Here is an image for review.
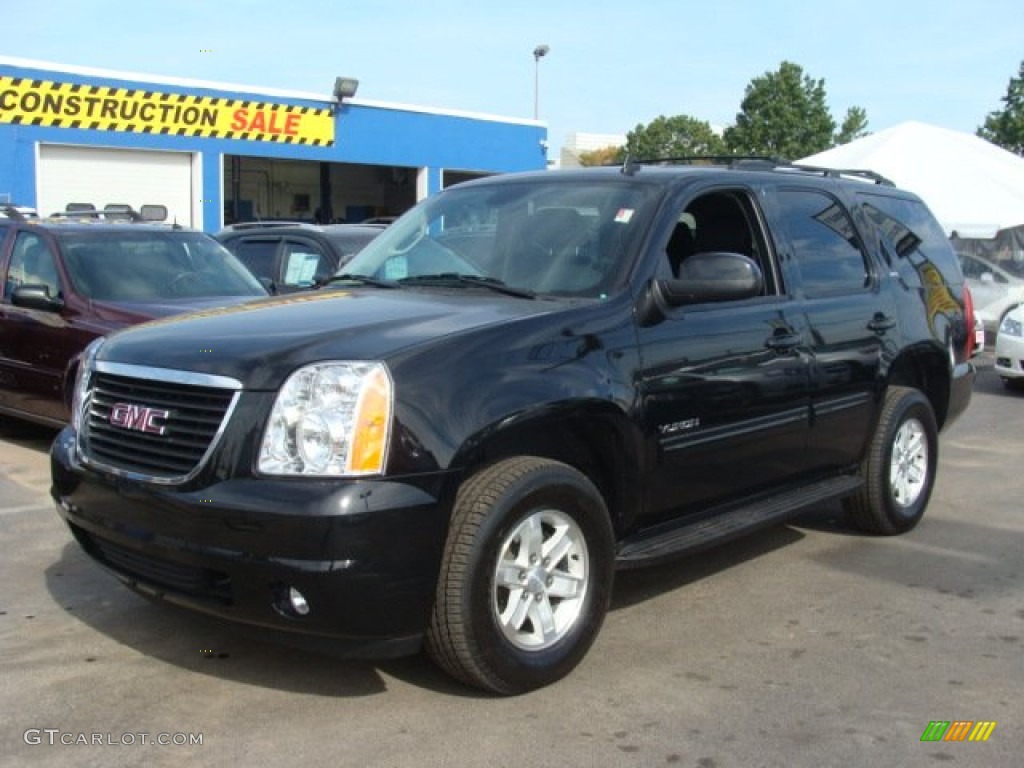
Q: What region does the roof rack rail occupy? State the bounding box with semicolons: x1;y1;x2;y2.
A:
139;204;168;222
102;203;135;221
623;155;784;168
49;209;144;222
617;155;894;185
728;157;788;170
1;205;29;221
46;203;172;223
785;163;894;186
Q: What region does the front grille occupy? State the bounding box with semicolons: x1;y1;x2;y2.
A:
80;365;240;482
87;532;232;603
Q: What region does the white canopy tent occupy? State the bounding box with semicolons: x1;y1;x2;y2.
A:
799;121;1024;239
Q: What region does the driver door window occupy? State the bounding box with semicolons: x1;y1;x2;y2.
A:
232;238;279;285
663;188;776;296
7;232;60;300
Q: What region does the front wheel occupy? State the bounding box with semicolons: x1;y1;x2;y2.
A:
844;386;938;535
426;457;614;694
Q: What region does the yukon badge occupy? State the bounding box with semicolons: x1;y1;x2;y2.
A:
658;417;701;436
109;402;170;436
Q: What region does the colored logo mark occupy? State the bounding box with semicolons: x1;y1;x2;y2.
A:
920;721;996;742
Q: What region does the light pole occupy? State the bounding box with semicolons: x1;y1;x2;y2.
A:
533;44;550;120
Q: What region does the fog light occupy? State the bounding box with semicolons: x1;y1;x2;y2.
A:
272;584;312;618
288;587;310;616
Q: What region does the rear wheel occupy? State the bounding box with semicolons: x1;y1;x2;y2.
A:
844;386;938;535
426;457;614;694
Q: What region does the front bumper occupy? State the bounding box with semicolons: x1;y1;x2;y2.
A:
995;329;1024;380
50;427;455;657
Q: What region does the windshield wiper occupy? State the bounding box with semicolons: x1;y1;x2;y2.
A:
398;273;535;299
326;273;400;289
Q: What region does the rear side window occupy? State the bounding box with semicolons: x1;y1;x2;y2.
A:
857;192;957;276
776;188;870;297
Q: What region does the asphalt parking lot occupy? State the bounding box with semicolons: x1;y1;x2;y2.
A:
1;355;1021;768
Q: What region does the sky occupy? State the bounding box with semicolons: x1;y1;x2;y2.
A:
3;0;1023;161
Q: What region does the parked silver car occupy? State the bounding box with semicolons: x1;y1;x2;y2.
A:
957;252;1024;333
995;304;1024;389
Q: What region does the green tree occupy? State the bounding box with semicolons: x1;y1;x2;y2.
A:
978;60;1024;156
623;114;726;159
835;106;870;146
724;61;867;159
577;145;625;166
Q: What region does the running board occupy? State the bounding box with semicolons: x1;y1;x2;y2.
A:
616;475;863;569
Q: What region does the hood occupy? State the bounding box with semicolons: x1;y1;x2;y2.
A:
97;288;566;389
88;295;265;325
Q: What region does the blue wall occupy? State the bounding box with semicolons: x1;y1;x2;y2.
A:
0;59;547;228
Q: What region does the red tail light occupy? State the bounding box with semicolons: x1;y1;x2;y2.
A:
962;283;977;358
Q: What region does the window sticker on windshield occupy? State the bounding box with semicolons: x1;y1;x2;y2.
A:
284;253;320;285
614;208;634;223
383;256;409;280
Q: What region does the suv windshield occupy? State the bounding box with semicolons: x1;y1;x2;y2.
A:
341;178;659;297
324;228;383;255
57;231;267;301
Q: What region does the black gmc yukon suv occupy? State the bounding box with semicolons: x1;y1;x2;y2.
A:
52;161;976;694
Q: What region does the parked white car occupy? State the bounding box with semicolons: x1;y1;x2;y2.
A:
957;253;1024;333
995;304;1024;389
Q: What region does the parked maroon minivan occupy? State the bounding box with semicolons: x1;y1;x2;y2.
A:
0;207;267;426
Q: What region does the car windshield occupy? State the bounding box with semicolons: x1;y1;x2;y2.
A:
339;177;659;298
324;227;383;255
57;230;267;301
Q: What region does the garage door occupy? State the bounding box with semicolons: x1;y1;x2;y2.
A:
37;145;196;226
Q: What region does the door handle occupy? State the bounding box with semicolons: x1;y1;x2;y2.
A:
766;331;801;351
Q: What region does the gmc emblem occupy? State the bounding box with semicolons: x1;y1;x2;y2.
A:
109;402;170;436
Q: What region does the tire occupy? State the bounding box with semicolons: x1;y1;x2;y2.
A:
426;457;615;694
844;386;938;535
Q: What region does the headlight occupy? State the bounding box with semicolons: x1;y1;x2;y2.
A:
999;314;1023;338
71;337;105;433
258;361;393;476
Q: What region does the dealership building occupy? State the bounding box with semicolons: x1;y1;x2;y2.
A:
0;56;547;231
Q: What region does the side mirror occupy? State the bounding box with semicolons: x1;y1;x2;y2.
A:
979;271;995;284
658;251;764;306
12;284;64;312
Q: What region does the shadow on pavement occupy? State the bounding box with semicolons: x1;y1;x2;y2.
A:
43;541;476;698
0;417;60;454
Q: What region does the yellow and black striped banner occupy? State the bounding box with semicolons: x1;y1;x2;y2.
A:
0;76;335;145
